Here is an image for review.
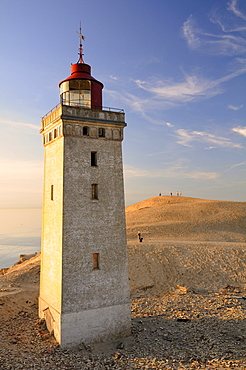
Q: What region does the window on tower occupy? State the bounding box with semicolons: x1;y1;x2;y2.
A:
98;128;105;137
51;185;54;201
93;253;99;269
91;152;97;167
91;184;98;200
83;126;89;136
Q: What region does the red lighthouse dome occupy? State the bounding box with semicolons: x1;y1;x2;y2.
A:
59;28;103;110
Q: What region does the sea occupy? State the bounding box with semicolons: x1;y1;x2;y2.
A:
0;208;42;269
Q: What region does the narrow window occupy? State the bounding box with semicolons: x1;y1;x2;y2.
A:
51;185;54;200
93;253;99;269
91;152;97;167
83;126;89;136
54;128;57;138
98;128;105;137
49;132;52;141
91;184;98;200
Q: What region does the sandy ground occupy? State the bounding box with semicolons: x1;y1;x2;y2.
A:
0;196;246;369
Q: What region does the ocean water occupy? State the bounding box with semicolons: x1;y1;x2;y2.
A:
0;208;42;269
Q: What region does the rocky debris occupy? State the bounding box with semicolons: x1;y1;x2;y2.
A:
0;286;246;369
0;268;9;276
1;254;39;275
14;253;38;265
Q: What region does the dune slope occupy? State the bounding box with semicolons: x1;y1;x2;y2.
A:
126;196;246;242
126;196;246;295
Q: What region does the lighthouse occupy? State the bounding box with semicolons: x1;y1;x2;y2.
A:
38;27;131;348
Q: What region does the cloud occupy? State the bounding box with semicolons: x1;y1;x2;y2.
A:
228;104;243;110
133;58;246;107
106;2;246;128
106;89;174;126
135;74;223;103
124;164;218;180
139;112;174;127
225;160;246;172
109;75;118;80
232;126;246;137
106;88;176;114
175;129;242;148
228;0;246;21
182;1;246;56
205;35;246;55
106;58;246;126
182;16;201;48
0;119;39;130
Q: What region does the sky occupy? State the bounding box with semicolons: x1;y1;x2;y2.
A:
0;0;245;208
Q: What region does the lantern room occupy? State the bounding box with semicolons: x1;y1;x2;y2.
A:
59;62;103;109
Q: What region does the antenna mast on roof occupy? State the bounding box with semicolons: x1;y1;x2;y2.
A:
76;22;85;64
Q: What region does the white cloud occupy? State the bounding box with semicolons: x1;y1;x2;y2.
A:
124;164;218;180
182;16;201;48
228;104;243;110
228;0;246;21
226;161;246;172
232;126;246;137
140;112;174;127
106;89;174;126
133;58;246;106
205;36;246;55
106;60;246;128
182;1;246;56
176;129;242;148
135;74;223;103
0;119;39;130
106;89;176;114
109;75;118;80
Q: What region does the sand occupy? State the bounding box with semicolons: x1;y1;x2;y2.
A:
0;195;246;369
126;196;246;297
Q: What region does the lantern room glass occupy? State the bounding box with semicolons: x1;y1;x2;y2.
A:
60;80;91;108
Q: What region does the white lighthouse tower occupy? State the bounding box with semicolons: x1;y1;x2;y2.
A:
39;28;131;348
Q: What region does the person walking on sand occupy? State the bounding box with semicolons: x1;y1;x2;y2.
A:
137;231;143;243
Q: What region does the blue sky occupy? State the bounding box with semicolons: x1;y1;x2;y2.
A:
0;0;245;207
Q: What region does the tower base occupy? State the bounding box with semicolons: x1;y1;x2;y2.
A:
39;297;131;348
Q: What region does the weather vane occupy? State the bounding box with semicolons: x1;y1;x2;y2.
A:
76;22;85;63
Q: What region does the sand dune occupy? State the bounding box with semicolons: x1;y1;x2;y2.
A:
126;196;246;296
126;195;246;242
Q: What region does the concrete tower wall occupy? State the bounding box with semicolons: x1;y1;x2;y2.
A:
62;134;129;312
59;121;131;346
39;105;131;347
39;136;64;341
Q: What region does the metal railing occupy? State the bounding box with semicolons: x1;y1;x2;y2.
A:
42;103;124;120
41;103;61;120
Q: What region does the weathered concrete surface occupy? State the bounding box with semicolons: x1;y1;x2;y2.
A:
39;107;131;347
